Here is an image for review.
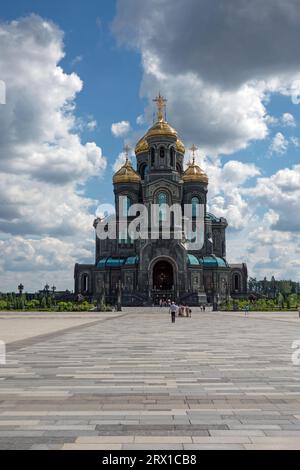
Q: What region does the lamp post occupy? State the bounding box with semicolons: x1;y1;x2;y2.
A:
116;279;122;311
18;283;24;296
212;273;219;311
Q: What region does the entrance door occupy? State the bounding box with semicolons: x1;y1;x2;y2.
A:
153;260;173;290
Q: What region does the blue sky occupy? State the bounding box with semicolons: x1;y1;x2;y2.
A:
1;0;300;291
0;0;147;204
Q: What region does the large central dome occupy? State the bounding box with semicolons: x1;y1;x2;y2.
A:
135;94;185;155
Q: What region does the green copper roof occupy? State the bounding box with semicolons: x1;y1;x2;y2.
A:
202;256;228;267
187;254;228;268
125;256;139;265
97;258;107;268
187;254;200;265
97;256;139;268
207;213;220;223
106;258;125;267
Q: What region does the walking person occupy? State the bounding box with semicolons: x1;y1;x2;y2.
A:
244;304;249;316
297;305;300;318
169;301;177;323
185;304;191;317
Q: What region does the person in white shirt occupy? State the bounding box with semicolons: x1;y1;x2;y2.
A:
169;301;178;323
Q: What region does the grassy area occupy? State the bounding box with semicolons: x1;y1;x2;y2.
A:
220;297;300;312
0;296;112;312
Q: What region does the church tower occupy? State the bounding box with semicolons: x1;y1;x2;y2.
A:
74;94;248;306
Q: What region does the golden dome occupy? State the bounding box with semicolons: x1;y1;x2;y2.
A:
182;158;208;183
135;93;185;154
113;157;141;184
146;119;177;139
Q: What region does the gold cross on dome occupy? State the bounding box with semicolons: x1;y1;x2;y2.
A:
190;144;198;163
123;144;131;161
153;93;167;121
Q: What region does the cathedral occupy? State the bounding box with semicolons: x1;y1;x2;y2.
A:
74;95;247;306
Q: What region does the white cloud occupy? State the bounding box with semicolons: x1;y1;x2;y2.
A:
71;55;83;67
136;114;145;125
226;210;300;281
114;0;300;89
111;120;131;137
269;132;289;155
0;15;107;290
113;1;300;156
112;149;136;173
221;160;260;185
248;164;300;232
191;157;260;230
291;136;300;148
113;151;127;172
87;119;97;131
112;0;300;282
282;112;296;127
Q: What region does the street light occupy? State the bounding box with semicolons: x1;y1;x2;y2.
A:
18;283;24;295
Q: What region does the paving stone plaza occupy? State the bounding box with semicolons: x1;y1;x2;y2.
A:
1;308;300;450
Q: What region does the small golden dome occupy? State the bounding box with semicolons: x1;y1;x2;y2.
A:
113;158;141;184
182;159;208;183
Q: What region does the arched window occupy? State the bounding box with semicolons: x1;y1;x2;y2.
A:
121;195;131;217
119;226;129;244
151;148;155;166
140;164;148;180
160;147;165;159
191;196;200;217
170;147;175;167
234;274;240;291
82;274;89;293
158;192;168;221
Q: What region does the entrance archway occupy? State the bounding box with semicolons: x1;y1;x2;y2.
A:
153;260;173;290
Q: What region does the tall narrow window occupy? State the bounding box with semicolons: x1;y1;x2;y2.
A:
121;195;131;217
176;163;182;173
234;274;240;291
140;164;148;180
82;274;89;292
119;227;130;244
191;196;200;217
160;147;165;159
170;147;175;167
151;148;155;166
158;192;168;221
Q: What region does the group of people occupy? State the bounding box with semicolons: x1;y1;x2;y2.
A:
169;301;192;323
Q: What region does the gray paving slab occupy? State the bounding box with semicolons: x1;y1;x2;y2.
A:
1;309;300;449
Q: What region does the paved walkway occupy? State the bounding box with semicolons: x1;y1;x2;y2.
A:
1;309;300;449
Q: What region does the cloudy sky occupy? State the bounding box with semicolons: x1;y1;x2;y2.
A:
1;0;300;292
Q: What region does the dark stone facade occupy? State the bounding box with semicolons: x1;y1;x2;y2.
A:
74;103;247;306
